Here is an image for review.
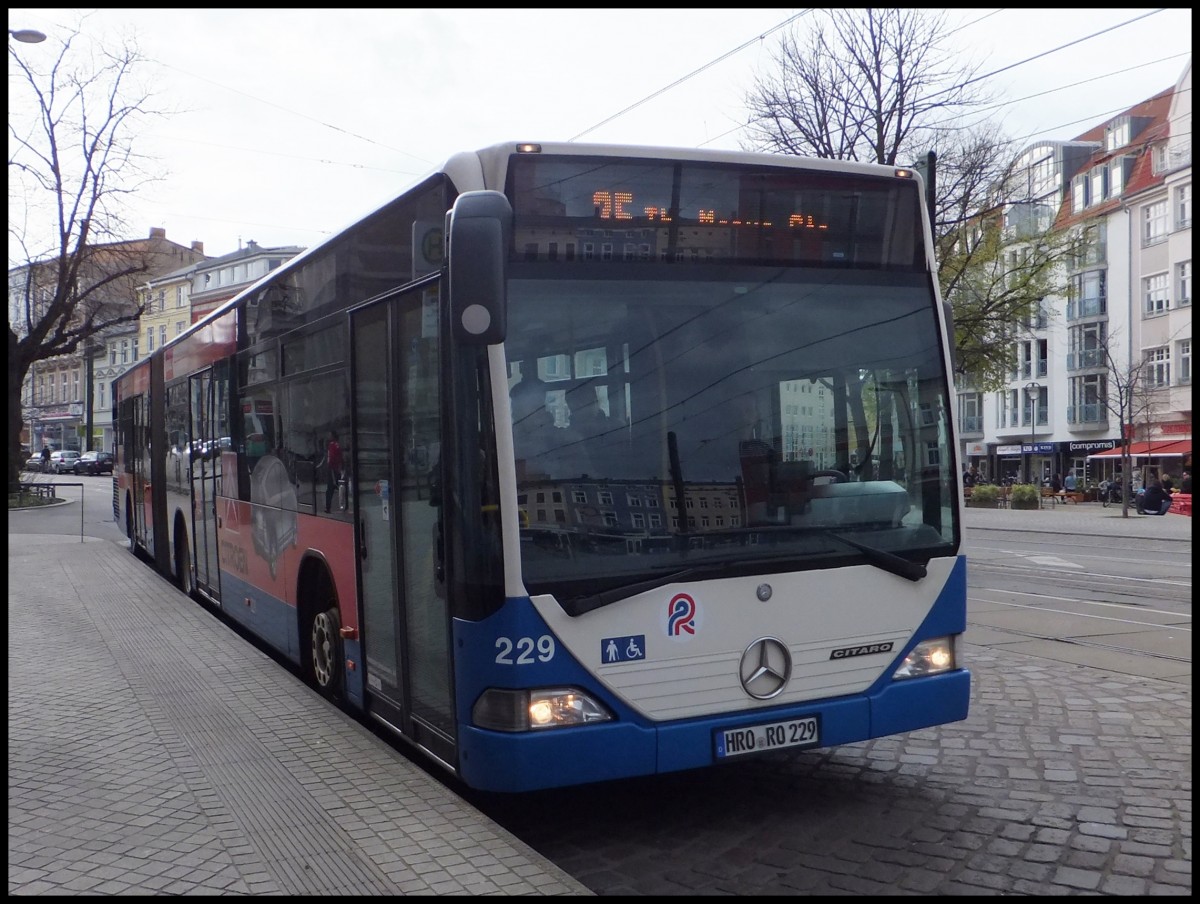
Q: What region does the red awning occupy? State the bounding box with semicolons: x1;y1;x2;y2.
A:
1087;439;1192;460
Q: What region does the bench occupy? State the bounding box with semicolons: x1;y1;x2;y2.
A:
1041;488;1082;505
18;482;56;501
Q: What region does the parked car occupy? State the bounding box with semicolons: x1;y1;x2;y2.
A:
74;450;114;476
24;455;44;473
49;450;81;474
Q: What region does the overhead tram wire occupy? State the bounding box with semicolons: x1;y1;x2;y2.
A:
701;9;1184;149
924;7;1172;101
921;51;1192;137
566;10;815;143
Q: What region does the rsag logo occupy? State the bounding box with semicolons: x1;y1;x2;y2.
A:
666;592;698;637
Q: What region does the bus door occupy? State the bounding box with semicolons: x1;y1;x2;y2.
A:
351;284;456;768
190;369;222;600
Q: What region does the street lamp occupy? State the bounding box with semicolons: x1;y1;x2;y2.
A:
1024;382;1041;484
9;29;47;43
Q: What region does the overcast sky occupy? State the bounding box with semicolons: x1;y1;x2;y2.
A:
8;7;1192;264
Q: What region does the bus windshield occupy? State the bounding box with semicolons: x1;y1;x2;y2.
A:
506;266;957;607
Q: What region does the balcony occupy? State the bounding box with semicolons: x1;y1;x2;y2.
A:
1067;403;1108;426
1066;297;1107;320
1066;349;1105;371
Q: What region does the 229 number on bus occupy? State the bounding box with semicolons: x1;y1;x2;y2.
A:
715;715;819;759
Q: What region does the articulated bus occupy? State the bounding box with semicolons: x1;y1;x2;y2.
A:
115;141;969;793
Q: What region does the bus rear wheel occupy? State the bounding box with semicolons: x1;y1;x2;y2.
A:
175;530;193;596
310;606;343;699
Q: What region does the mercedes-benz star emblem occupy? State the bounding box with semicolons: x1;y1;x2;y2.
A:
738;636;792;699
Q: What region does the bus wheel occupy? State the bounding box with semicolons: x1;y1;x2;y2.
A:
175;530;193;596
310;606;343;699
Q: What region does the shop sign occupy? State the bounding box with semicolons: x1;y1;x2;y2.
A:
1069;439;1117;453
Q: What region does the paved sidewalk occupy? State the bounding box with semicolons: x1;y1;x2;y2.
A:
963;499;1191;541
8;530;590;896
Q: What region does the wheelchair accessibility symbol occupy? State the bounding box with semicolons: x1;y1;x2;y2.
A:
601;635;646;664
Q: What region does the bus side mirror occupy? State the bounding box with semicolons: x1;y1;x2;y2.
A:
447;190;510;345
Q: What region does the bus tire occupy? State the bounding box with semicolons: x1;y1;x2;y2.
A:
310;605;343;699
175;527;193;596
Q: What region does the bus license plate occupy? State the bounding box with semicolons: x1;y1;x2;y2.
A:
715;716;819;759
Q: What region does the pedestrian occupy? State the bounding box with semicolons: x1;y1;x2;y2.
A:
1050;472;1062;493
40;445;51;473
1137;477;1171;515
1063;470;1077;492
1181;470;1193;494
322;429;343;513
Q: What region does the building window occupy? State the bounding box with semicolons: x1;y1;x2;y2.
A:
159;325;167;346
1068;270;1106;319
147;327;154;352
1179;261;1192;307
998;389;1018;429
61;373;68;401
1105;118;1130;152
1178;339;1191;385
959;393;982;433
157;289;165;312
1109;158;1125;196
1145;347;1170;388
120;340;129;364
109;347;117;366
1143;200;1169;245
176;320;185;336
1152;144;1169;175
176;286;185;308
1069;374;1106;424
1072;175;1088;213
1090;168;1107;205
1143;272;1170;316
98;381;106;408
1177;183;1192;229
72;371;80;401
1069;321;1106;370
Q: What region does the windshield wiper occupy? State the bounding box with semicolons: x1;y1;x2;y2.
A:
560;553;819;617
826;532;927;582
559;537;925;617
561;568;697;617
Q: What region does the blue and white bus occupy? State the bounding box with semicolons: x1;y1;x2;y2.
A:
116;141;969;793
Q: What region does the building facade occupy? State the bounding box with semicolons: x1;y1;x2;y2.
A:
12;228;207;454
959;58;1192;488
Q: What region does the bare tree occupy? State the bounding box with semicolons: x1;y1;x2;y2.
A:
8;21;169;493
1098;336;1156;517
742;8;1078;390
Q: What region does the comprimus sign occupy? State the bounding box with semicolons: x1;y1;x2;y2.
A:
1070;440;1117;453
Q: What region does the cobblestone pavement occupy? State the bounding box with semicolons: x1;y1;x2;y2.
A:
473;642;1192;895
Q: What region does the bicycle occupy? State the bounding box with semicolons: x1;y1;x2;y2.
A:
1099;483;1129;507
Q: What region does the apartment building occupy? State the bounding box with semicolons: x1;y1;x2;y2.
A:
12;227;207;453
186;240;305;325
959;58;1192;487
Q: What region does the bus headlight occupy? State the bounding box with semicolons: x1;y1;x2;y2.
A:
892;636;957;679
472;687;613;732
